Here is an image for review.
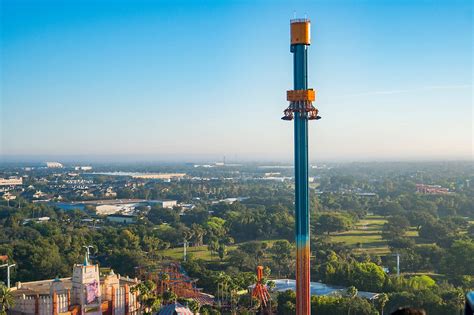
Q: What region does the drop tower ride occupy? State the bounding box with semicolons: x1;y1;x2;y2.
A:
281;18;320;315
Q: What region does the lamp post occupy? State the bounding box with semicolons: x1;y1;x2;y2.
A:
0;263;16;288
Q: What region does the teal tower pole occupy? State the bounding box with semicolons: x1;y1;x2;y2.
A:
282;18;320;315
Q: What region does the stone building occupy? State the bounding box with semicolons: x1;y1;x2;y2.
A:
8;254;140;315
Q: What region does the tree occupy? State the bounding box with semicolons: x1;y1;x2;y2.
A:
441;239;474;277
277;290;296;315
162;290;177;304
132;281;161;314
239;241;268;265
408;275;436;290
382;215;410;241
147;207;179;225
375;293;389;315
316;213;352;235
345;286;358;315
407;212;436;232
188;299;200;314
191;224;206;247
418;220;451;245
388;237;415;250
207;240;219;260
218;244;227;261
352;262;387;292
269;240;294;277
374;202;404;216
0;285;14;315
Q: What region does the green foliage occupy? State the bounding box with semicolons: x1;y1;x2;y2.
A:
147;206;179;225
408;275;436;290
276;291;379;315
321;253;387;292
441;239;474;277
0;285;15;315
382;215;410;241
0;162;472;314
315;212;353;235
269;240;295;278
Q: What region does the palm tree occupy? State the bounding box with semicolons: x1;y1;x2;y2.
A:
345;286;358;315
131;281;159;314
266;280;276;292
188;300;200;314
0;285;15;315
162;290;177;305
191;224;205;247
160;273;170;295
376;293;389;315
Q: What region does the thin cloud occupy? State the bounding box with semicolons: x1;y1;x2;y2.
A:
341;84;472;98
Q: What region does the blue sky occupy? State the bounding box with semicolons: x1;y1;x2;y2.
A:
1;0;472;162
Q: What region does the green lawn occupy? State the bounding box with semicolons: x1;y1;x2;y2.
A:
160;245;237;260
330;215;390;255
160;239;285;261
161;215;426;260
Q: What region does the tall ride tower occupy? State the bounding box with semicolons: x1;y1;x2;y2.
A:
282;18;320;315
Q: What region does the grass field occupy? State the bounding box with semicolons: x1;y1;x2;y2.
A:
160;215;427;260
330;215;391;255
160;239;286;261
160;244;237;260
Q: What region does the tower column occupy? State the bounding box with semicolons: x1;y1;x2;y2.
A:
282;18;319;315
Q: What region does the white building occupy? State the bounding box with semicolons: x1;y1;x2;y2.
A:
156;200;177;209
0;177;23;186
33;191;47;199
2;192;17;201
46;162;64;168
74;166;93;171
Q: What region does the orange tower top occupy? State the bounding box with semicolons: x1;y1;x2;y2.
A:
290;18;311;45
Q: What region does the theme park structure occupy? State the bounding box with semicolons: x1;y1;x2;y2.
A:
281;17;319;315
8;253;139;315
251;266;271;314
138;262;214;306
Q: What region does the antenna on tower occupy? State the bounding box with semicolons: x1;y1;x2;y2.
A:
83;245;94;265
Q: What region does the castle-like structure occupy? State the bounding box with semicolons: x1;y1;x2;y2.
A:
8;253;140;315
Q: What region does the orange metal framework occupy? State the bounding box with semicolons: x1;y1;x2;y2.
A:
287;89;316;102
251;266;271;310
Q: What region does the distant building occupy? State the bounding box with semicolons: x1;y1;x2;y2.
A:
74;166;93;171
106;214;136;224
131;173;185;180
2;192;17;201
22;217;51;225
155;200;177;209
8;253;139;315
212;197;249;205
81;190;95;198
33;191;47;199
416;184;450;195
46;162;64;168
0;177;23;186
104;187;117;198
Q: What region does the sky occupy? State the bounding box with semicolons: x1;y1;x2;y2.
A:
1;0;472;163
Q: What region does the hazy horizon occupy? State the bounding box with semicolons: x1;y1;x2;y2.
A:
0;154;473;165
1;0;472;161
